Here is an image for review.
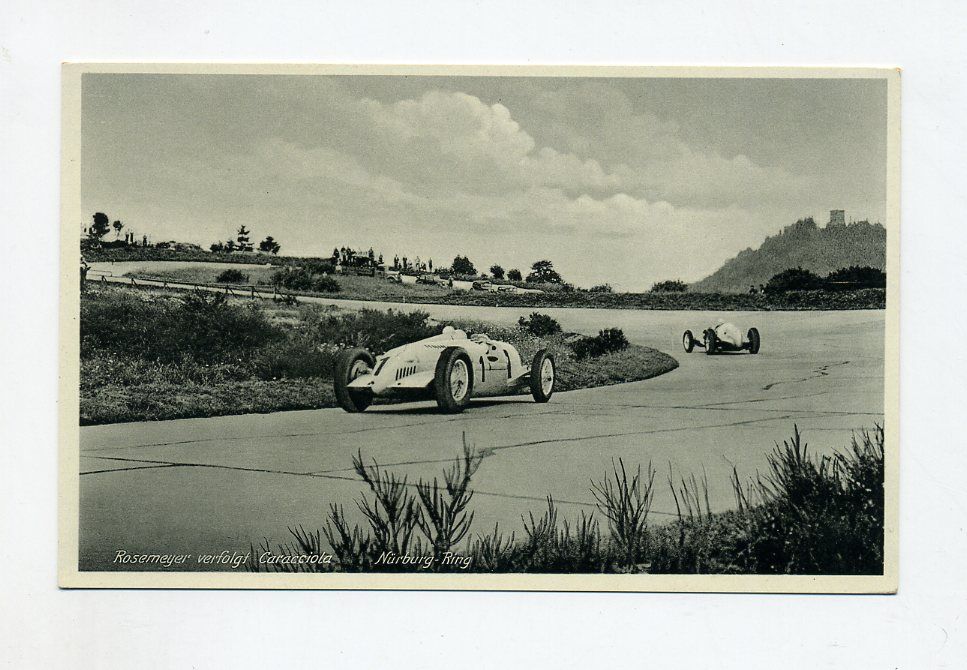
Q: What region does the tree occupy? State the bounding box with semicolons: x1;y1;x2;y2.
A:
89;212;110;240
224;239;236;252
112;220;124;240
258;236;281;254
489;264;505;280
210;241;225;253
526;259;563;284
236;226;252;252
650;279;688;293
451;255;477;276
589;283;613;293
507;268;522;281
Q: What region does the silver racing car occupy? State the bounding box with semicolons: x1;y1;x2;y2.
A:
333;326;556;413
682;320;761;355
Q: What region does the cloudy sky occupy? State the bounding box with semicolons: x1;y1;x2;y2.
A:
82;74;887;290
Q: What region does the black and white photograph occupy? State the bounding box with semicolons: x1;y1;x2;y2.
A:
59;64;898;591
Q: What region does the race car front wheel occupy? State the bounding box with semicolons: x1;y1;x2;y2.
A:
334;348;376;412
747;327;761;354
434;347;474;413
683;330;695;353
530;349;555;403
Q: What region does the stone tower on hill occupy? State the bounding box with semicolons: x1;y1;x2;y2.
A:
828;209;846;227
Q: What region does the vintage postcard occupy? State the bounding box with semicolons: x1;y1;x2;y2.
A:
59;64;899;591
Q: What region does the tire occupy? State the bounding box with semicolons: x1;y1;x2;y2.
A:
747;327;761;354
682;330;695;353
333;348;376;413
434;347;474;413
704;329;718;355
530;349;555;403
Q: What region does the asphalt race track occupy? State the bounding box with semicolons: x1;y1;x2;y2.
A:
78;304;885;571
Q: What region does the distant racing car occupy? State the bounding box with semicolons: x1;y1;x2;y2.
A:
682;320;761;355
333;326;556;413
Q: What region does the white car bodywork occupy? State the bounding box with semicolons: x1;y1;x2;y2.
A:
347;326;533;398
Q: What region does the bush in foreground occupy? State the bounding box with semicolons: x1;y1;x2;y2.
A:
248;425;885;575
271;266;341;293
517;312;562;337
570;328;629;359
215;268;249;284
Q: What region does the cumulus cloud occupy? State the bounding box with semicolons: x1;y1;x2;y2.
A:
228;87;812;287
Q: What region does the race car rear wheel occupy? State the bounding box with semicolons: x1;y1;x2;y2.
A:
704;329;718;355
683;330;695;353
434;347;474;413
530;349;555;403
334;348;376;412
747;327;761;354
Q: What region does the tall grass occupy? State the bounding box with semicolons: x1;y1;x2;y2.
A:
248;425;885;575
415;435;483;565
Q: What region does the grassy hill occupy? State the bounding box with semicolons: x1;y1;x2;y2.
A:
692;217;886;293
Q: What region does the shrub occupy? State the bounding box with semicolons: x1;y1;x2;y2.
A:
271;266;340;293
252;337;337;380
738;425;884;574
589;283;613;293
650;425;885;575
313;275;341;293
300;259;336;275
764;267;822;293
303;308;438;354
571;328;629;359
651;279;688;293
591;459;656;567
271;266;314;291
825;266;886;290
215;268;248;284
517;312;562;337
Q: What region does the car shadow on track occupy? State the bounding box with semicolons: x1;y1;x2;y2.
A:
367;398;535;415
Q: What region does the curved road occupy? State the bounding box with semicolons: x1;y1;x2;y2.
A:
79;274;884;571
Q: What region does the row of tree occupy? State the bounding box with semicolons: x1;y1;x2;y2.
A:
326;245;569;286
454;257;565;284
86;215;283;255
649;267;886;295
763;266;886;294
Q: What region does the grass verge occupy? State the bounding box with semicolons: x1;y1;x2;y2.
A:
80;285;677;425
